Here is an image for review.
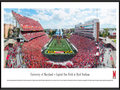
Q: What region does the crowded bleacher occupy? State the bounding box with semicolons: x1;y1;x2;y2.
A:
5;42;21;68
12;11;45;41
4;11;106;68
21;31;46;41
69;34;105;68
12;11;43;31
5;33;106;68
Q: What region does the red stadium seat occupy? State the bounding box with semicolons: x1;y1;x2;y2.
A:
6;11;106;68
69;34;105;68
12;11;44;31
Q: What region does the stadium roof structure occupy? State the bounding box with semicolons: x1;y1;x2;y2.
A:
12;11;44;31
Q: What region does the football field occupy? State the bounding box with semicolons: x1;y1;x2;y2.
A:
44;39;74;54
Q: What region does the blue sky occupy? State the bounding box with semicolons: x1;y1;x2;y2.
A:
4;8;116;29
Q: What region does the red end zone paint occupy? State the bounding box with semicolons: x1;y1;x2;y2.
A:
54;51;64;54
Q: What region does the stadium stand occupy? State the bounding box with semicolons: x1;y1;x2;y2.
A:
5;34;105;68
5;11;52;68
12;11;43;31
21;31;46;41
5;42;21;68
69;34;104;68
21;35;51;68
4;11;106;68
12;11;46;41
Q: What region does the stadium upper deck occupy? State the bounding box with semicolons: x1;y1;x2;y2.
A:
12;11;44;31
12;11;46;41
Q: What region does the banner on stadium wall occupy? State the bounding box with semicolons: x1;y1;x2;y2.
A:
21;25;42;30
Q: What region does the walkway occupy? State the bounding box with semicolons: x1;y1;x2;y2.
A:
99;37;116;49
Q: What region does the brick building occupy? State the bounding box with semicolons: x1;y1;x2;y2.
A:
4;24;14;38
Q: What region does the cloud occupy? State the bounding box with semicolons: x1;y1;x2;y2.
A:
4;8;116;29
4;10;13;24
85;16;97;22
99;9;116;26
80;9;116;28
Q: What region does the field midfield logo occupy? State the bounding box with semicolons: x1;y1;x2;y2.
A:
113;71;116;79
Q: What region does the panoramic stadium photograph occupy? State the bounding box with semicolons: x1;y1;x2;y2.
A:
4;8;116;68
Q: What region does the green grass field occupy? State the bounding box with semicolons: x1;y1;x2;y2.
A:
44;39;74;55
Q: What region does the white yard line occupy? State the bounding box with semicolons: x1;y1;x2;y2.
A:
48;39;55;50
46;39;74;54
65;39;74;54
